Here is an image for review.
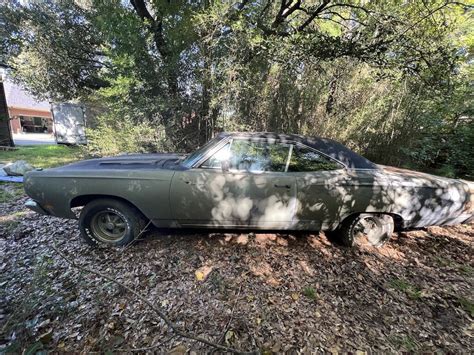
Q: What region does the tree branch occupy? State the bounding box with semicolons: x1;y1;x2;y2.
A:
272;0;302;28
319;16;351;31
51;244;253;354
130;0;154;22
325;10;368;27
130;0;168;57
297;0;331;32
217;284;243;344
398;1;452;37
236;0;250;11
325;3;373;14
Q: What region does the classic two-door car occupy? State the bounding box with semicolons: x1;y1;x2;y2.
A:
24;132;474;247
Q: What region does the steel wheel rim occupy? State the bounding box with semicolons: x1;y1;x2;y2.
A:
353;216;384;245
91;210;127;243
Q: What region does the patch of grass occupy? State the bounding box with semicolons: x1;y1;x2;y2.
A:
0;183;25;203
389;278;422;300
0;145;83;169
458;264;474;277
389;278;411;291
434;256;453;267
209;272;230;299
458;297;474;317
302;286;317;300
388;335;419;352
434;256;473;277
2;220;20;233
1;255;59;353
0;211;27;231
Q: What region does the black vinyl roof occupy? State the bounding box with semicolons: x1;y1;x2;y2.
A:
219;132;377;169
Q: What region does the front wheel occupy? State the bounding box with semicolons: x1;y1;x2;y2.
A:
79;198;147;247
337;213;394;248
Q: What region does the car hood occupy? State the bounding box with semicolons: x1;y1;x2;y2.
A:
44;153;187;172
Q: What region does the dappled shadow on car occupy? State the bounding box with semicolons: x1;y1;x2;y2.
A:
170;163;471;242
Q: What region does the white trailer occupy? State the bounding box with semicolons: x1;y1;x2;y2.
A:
51;103;87;145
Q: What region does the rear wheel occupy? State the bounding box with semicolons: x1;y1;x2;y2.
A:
79;198;147;247
337;213;394;247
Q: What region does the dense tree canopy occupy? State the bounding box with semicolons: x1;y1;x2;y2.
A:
1;0;473;177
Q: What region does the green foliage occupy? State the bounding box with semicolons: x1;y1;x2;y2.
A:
86;115;167;156
0;183;24;203
459;264;474;277
389;278;422;300
388;335;419;352
302;286;317;300
458;297;474;317
398;111;474;180
2;1;106;101
433;256;474;277
1;1;472;176
0;211;27;232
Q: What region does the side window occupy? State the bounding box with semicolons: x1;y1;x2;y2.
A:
230;140;290;172
288;145;343;172
200;143;231;169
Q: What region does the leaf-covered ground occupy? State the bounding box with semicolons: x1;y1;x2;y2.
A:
1;192;473;353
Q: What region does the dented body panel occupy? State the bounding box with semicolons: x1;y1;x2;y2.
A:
24;133;474;232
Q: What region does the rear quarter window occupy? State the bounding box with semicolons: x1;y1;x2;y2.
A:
288;145;343;172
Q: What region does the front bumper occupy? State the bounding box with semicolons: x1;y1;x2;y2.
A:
25;199;50;216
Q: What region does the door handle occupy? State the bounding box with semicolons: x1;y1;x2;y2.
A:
274;184;291;189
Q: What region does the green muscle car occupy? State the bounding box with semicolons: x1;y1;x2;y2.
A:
24;132;474;247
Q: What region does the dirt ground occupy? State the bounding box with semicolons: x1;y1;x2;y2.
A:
1;192;473;353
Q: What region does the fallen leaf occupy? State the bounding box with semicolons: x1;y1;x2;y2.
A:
225;330;235;344
291;292;300;301
195;265;213;281
168;344;187;355
37;329;53;344
236;235;248;245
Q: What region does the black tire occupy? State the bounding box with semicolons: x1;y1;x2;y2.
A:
79;198;147;247
337;213;394;248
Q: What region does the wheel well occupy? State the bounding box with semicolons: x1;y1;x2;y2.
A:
340;212;405;231
390;214;405;231
70;195;147;218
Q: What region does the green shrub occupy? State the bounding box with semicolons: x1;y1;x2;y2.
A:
86;117;167;157
400;121;474;180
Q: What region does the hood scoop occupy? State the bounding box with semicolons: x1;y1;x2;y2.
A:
98;157;182;169
99;161;160;166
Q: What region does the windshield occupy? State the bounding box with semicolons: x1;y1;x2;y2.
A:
182;135;224;168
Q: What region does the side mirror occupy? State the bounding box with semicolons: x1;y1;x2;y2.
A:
221;159;230;172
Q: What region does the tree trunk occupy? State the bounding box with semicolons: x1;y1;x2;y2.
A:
0;82;14;147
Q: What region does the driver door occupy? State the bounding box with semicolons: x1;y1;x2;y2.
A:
170;138;297;228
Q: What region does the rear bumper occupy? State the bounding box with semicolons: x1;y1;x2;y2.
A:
25;199;50;216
